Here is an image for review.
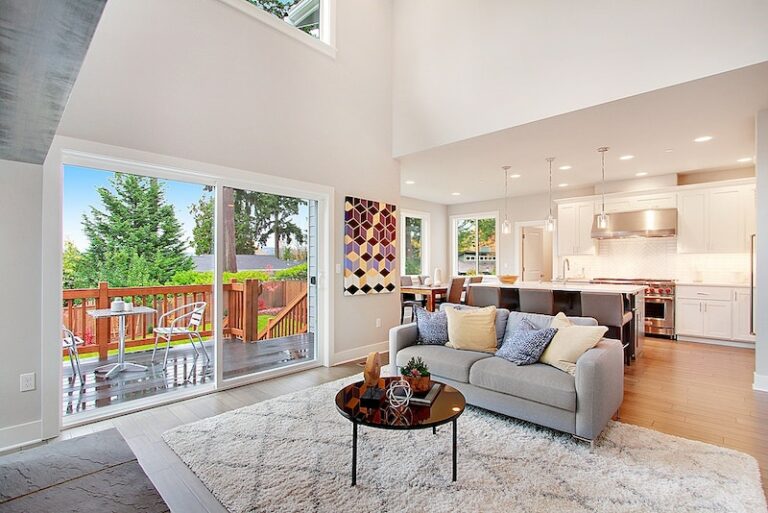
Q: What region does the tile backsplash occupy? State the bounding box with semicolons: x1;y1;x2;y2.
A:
561;238;751;284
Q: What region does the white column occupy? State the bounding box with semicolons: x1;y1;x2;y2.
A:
755;109;768;392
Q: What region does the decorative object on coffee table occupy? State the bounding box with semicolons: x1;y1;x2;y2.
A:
400;356;431;393
386;378;412;407
343;196;397;296
360;352;385;407
335;376;466;486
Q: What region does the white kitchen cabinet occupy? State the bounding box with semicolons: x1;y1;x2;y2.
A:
603;193;676;213
557;201;595;256
732;288;755;342
677;185;750;254
675;299;705;337
701;300;732;339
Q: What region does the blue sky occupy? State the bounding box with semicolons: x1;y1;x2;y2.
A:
63;165;309;253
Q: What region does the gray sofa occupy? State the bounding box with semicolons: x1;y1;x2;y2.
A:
388;307;624;445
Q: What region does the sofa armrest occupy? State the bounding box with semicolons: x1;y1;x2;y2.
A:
574;338;624;441
388;323;418;375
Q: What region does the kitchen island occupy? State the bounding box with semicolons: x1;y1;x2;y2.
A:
468;281;645;362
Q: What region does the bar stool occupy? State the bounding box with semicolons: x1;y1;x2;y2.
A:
466;285;500;307
581;292;634;365
519;289;554;315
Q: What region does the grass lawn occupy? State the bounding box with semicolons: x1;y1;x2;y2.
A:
69;315;275;361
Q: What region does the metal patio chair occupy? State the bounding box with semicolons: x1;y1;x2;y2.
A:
62;326;85;385
151;302;209;371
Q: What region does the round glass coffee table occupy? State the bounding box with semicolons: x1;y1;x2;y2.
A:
334;376;466;486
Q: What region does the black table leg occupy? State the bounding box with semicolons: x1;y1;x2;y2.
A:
433;426;437;435
452;418;457;481
352;421;357;486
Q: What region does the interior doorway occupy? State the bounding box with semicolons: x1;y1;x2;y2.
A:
518;223;553;282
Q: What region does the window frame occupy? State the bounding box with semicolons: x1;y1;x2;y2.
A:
217;0;336;59
450;211;499;277
400;209;430;277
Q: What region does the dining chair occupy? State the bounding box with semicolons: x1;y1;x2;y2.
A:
152;302;209;371
446;277;465;304
400;276;424;323
62;326;85;385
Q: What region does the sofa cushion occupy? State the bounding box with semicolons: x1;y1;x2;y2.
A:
444;306;498;353
440;303;510;346
495;318;558;365
540;325;608;375
504;310;597;337
396;345;492;383
414;306;449;345
469;356;577;411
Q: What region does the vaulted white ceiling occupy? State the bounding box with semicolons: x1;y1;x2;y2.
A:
399;62;768;205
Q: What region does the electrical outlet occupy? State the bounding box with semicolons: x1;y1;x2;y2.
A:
375;318;382;328
20;372;35;392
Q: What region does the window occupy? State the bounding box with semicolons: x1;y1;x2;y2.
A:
244;0;321;37
401;211;429;276
452;214;497;276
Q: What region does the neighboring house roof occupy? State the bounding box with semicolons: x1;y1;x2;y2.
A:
192;255;301;272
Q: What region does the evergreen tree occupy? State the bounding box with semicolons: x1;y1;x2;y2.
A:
79;173;194;287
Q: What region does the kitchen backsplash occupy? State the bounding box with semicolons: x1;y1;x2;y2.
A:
561;238;751;284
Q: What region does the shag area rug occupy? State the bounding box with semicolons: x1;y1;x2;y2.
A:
163;376;766;513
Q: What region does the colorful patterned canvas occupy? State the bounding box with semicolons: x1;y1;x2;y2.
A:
344;196;397;296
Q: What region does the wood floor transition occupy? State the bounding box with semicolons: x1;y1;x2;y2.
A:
49;337;767;511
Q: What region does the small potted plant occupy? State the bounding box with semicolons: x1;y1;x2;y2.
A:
401;356;431;393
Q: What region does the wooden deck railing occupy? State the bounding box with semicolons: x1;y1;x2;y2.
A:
257;290;308;340
62;279;307;360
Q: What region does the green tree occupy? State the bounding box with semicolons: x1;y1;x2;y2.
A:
245;0;316;34
78;173;194;287
404;216;422;275
62;240;87;289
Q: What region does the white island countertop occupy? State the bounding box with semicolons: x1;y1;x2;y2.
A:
469;282;646;294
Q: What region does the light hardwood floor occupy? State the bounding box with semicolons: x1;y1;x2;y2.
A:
56;338;767;512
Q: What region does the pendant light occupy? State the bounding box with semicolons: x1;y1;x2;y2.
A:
597;146;610;229
501;166;512;235
545;157;555;232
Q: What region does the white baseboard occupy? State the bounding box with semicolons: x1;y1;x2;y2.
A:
675;335;755;349
331;340;389;366
0;420;42;453
754;373;768;392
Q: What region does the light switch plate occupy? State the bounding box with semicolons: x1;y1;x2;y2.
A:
20;372;35;392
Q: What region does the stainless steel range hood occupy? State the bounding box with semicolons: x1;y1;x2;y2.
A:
591;208;677;239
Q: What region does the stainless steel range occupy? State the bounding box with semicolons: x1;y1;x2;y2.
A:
591;278;676;338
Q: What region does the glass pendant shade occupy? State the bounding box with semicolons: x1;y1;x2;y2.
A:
597;211;609;229
501;219;511;234
545;215;555;232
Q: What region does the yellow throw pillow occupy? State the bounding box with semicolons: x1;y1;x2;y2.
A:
444;306;497;353
550;312;572;329
539;325;608;375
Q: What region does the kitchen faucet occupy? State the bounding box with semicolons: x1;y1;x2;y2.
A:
561;258;571;282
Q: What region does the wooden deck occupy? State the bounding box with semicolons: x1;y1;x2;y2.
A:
63;334;315;418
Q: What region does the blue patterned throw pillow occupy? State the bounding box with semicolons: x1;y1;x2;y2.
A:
496;318;557;365
415;306;449;345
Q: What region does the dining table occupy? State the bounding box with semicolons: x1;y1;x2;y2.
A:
401;284;449;312
88;306;157;378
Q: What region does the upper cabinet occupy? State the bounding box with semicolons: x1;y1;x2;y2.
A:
677;185;752;254
557;200;595;256
605;192;676;213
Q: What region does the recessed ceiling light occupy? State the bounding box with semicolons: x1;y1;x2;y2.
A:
404;180;415;185
736;157;753;163
558;183;569;188
619;155;634;161
558;165;572;170
451;192;461;196
664;148;674;153
694;135;713;143
635;172;648;177
509;174;521;178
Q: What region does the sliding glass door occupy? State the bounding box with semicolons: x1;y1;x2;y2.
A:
220;186;318;380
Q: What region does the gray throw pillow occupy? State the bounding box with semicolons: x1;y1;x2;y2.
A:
496;318;557;365
415;306;448;345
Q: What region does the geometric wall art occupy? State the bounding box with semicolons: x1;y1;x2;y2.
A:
343;196;397;296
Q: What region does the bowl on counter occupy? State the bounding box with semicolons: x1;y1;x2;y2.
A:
498;275;518;284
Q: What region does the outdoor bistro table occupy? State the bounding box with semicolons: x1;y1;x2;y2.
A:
400;284;448;311
87;306;157;379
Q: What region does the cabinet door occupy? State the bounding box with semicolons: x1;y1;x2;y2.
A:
707;188;744;253
732;289;755;342
604;199;633;213
634;193;676;210
677;191;707;253
557;204;577;256
675;299;703;336
701;300;732;340
744;186;756;245
576;202;596;255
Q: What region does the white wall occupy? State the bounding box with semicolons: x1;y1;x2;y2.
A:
3;0;400;450
392;0;768;156
0;160;43;448
755;110;768;391
400;196;448;278
447;187;594;277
